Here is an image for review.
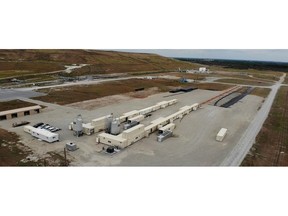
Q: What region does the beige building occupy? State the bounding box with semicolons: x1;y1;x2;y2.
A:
0;105;42;121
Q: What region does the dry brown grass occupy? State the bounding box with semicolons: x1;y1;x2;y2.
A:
194;82;233;91
34;79;189;105
216;78;272;86
0;100;38;112
284;73;288;84
0;128;28;166
0;127;69;166
33;79;233;105
0;50;198;79
250;88;271;98
241;86;288;166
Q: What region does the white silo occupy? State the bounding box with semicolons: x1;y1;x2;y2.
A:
73;114;83;137
105;113;113;132
110;118;121;135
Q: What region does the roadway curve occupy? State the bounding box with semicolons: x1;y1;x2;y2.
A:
220;73;287;166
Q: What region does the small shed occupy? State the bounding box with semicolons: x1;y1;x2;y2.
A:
66;142;77;151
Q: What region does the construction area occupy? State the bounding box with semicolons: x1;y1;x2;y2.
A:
0;84;265;166
1;49;287;166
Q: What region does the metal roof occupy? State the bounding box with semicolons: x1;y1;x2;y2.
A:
217;128;228;137
0;105;42;116
32;127;58;137
122;110;139;117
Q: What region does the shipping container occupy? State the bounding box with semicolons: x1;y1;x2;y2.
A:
216;128;227;142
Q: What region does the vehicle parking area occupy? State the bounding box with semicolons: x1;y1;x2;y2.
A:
0;89;264;166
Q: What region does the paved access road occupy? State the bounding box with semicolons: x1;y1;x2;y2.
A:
0;76;141;101
0;88;46;101
220;73;287;166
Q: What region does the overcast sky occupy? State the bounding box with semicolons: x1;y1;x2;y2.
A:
113;50;288;63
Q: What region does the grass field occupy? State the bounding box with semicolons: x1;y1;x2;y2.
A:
241;86;288;166
33;79;191;105
0;128;29;166
0;100;38;112
283;73;288;84
210;65;283;80
0;61;65;79
0;128;69;166
216;78;272;86
250;87;271;98
33;79;232;105
193;82;233;91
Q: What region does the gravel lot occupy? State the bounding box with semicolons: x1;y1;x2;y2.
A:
0;89;263;166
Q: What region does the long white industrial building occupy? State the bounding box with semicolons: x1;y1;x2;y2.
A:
96;103;199;149
69;99;178;135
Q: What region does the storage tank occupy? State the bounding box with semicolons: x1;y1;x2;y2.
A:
105;113;113;132
110;118;121;135
73;114;83;137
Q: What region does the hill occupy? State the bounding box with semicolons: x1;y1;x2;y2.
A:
176;58;288;72
0;50;198;79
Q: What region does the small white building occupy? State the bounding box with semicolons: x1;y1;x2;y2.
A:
199;67;208;73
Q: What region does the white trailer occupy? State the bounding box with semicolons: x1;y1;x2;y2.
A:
216;128;227;142
128;115;145;123
24;125;59;143
158;123;175;134
139;107;154;115
168;99;178;106
157;101;169;108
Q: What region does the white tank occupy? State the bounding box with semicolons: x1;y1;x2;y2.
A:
106;113;113;132
73;114;83;133
110;118;121;135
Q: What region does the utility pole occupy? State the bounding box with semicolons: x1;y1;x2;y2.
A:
64;147;67;166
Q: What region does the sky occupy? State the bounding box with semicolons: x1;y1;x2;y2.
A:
113;50;288;63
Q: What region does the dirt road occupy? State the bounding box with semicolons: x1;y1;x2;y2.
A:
220;73;286;166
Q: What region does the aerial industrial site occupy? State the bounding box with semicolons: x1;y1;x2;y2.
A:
0;49;288;166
